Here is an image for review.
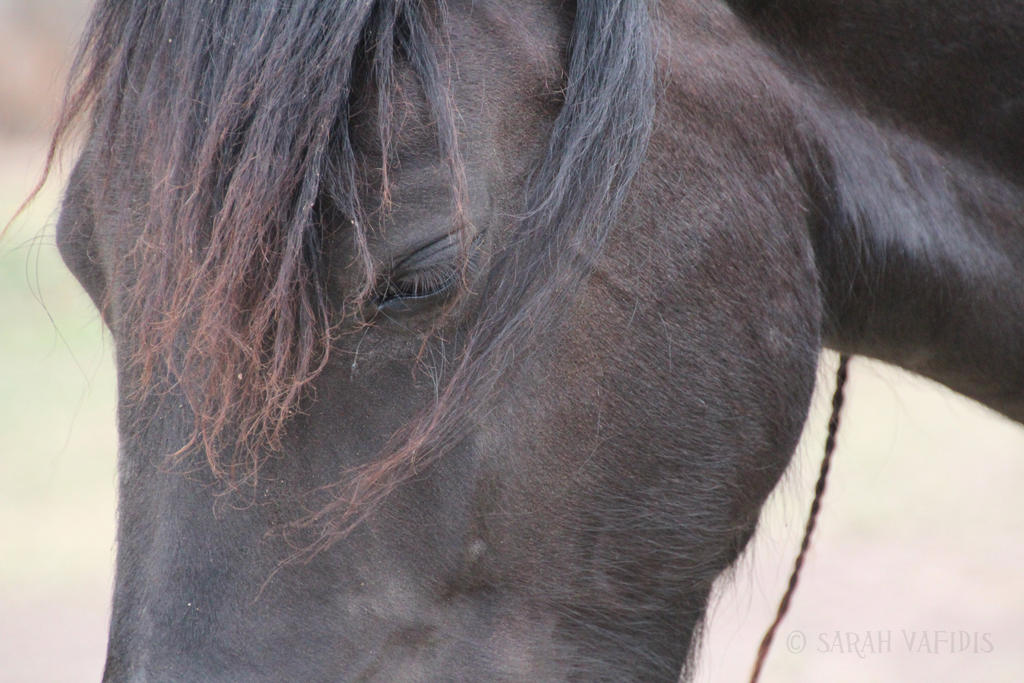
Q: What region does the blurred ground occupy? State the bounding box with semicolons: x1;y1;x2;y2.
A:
1;2;1022;682
698;358;1024;682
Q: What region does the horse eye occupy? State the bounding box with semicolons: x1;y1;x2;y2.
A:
373;234;463;312
375;265;458;310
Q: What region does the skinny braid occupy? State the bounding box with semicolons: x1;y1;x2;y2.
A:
749;353;851;682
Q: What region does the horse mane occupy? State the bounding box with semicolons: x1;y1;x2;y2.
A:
50;0;654;532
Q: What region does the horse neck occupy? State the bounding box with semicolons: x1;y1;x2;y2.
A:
729;0;1024;185
798;73;1024;426
718;1;1024;425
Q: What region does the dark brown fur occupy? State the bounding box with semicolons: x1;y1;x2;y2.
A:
46;0;1024;679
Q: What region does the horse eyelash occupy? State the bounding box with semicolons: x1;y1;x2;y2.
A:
377;232;481;305
378;264;459;303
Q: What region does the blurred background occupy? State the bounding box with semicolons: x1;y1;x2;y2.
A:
1;2;116;682
1;2;1022;681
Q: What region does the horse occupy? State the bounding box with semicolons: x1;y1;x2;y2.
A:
46;0;1024;680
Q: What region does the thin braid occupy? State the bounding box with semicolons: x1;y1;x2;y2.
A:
749;353;851;683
